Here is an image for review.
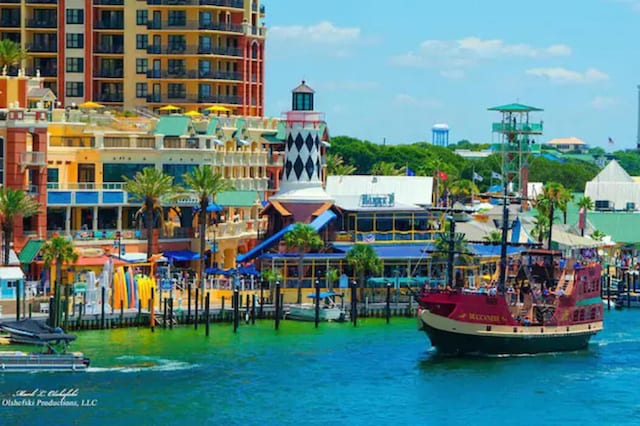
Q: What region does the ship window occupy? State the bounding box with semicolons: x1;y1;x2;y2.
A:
357;215;373;233
590;308;596;320
579;309;585;321
376;214;393;232
573;310;579;321
6;281;16;289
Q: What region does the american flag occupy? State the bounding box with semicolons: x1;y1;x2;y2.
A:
363;234;375;243
608;137;615;144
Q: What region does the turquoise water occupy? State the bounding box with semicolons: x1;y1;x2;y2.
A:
0;309;638;425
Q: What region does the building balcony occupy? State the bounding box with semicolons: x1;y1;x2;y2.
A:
162;137;200;149
0;20;20;28
94;45;124;54
47;182;125;190
26;19;57;28
147;0;243;7
26;43;57;52
94;20;124;30
0;0;21;3
147;45;242;57
25;0;57;4
25;67;56;77
95;93;124;103
50;136;96;147
146;94;241;104
93;0;124;5
146;69;241;81
94;69;124;78
19;151;46;170
103;136;155;149
147;19;242;33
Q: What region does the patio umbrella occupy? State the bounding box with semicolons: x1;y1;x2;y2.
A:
205;105;231;113
183;110;202;117
193;202;223;212
238;265;260;276
159;104;181;111
78;101;105;109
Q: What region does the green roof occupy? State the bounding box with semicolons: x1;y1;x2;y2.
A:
587;213;640;244
154;116;191;136
216;190;260;207
262;133;284;143
18;239;44;264
488;103;543;112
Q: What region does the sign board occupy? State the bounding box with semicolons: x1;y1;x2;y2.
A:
359;193;395;208
339;274;349;289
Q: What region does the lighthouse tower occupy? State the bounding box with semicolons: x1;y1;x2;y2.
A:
271;81;333;205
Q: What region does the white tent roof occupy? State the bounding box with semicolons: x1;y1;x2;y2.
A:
325;175;433;206
0;267;25;280
591;160;633;183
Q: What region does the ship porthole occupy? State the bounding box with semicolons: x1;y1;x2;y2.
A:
513;327;518;333
566;327;570;332
540;328;544;333
588;324;591;330
486;325;492;331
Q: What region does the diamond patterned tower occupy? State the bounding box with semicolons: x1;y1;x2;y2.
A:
272;81;333;203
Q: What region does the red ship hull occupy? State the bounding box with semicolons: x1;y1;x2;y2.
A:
416;263;604;356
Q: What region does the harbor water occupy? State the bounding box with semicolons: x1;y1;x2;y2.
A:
1;308;639;425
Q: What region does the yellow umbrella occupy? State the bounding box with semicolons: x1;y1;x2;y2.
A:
183;110;203;117
205;105;231;113
78;101;105;109
159;104;181;111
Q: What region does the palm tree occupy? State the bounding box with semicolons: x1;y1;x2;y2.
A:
590;230;606;241
449;179;479;205
325;154;356;176
183;165;233;289
0;39;26;72
536;182;566;249
123;167;179;260
283;223;324;303
261;268;283;303
325;268;340;291
577;196;594;236
433;232;472;287
558;187;574;225
345;243;382;300
483;230;502;243
41;236;78;328
531;211;550;244
0;188;40;265
371;161;403;176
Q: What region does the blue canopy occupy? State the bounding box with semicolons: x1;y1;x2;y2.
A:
306;291;338;299
162;250;201;262
205;267;225;275
237;265;260;276
193;203;223;212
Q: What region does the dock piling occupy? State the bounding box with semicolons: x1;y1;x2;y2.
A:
386;283;391;324
205;293;210;337
150;287;155;332
194;288;199;330
101;286;106;330
169;298;174;329
314;280;320;328
233;287;240;333
187;284;192;324
274;282;281;330
251;294;256;325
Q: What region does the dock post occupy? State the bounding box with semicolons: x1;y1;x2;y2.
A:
120;301;124;327
314;280;320;328
607;275;611;311
627;271;631;309
150;287;155;332
187;284;192;324
259;279;264;319
245;293;250;324
205;292;210;337
251;294;256;325
386;283;391;324
137;299;141;326
274;282;281;330
48;296;54;327
351;281;358;327
101;286;106;330
233;286;240;333
28;303;32;319
163;298;167;329
194;287;199;330
169;297;174;329
221;296;225;321
63;285;70;330
16;281;20;320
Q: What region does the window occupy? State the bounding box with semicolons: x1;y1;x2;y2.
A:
66;58;83;73
103;163;148;182
162;164;196;185
66;82;84;97
66;9;84;24
167;83;185;98
136;83;147;98
136;58;147;74
136;34;148;50
47;168;59;188
167;10;186;26
66;33;83;49
135;10;147;25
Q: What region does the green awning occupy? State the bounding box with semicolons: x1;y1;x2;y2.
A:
18;239;45;264
487;103;543;112
154;116;191;136
262;133;284;143
216;190;260;207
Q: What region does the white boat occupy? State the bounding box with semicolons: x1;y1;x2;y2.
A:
0;320;90;372
287;292;347;322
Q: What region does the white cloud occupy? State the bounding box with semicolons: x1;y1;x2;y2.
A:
526;67;609;84
393;94;442;108
269;21;361;44
389;37;571;73
609;0;640;12
591;96;617;109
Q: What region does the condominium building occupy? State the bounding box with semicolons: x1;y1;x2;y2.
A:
0;0;265;115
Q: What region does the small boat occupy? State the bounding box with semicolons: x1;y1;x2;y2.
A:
287;292;347;322
614;292;640;309
0;319;90;372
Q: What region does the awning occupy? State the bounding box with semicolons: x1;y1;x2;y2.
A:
270;200;292;216
18;239;45;264
75;255;127;267
163;250;201;262
311;202;333;217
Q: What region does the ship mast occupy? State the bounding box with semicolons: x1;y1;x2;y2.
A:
498;185;509;292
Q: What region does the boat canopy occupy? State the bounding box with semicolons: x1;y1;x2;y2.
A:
0;319;77;343
306;291;339;299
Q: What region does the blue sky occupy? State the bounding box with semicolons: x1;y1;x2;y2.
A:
263;0;640;150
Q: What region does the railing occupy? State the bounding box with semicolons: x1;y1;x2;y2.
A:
147;0;243;7
104;137;155;148
95;94;124;102
146;94;241;104
491;122;544;133
20;151;46;167
147;19;242;32
94;69;124;78
26;19;57;28
93;0;124;4
25;68;57;77
163;137;200;149
49;136;96;147
94;20;124;30
26;0;57;3
26;43;57;52
146;69;241;81
0;20;20;28
47;182;125;190
94;45;124;54
147;45;243;56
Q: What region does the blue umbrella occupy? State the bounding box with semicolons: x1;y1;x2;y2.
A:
205;267;225;275
193;203;223;212
238;265;260;276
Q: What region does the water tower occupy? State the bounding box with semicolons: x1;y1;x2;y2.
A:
432;123;449;147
